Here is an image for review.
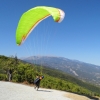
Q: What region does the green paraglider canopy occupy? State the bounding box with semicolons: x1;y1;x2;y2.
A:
16;6;65;45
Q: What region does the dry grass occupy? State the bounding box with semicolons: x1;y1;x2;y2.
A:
64;92;91;100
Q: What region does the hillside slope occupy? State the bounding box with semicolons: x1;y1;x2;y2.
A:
0;55;100;98
21;56;100;86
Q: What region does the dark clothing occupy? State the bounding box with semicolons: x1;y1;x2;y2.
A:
34;78;40;84
34;76;44;90
9;69;12;74
34;78;41;90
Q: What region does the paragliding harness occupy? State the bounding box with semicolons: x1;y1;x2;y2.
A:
34;78;40;84
34;76;44;90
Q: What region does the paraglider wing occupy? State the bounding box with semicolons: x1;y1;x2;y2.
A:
16;6;65;45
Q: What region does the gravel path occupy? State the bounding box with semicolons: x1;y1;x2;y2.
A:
0;81;72;100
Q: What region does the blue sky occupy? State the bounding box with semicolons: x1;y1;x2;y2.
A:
0;0;100;65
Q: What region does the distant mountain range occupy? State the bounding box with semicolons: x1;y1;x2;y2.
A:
20;56;100;86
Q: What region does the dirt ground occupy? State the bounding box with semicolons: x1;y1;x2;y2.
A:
1;81;99;100
65;92;91;100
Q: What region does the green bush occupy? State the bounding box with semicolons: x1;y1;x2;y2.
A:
0;74;6;81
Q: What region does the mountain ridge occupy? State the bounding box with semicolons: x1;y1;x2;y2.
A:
20;56;100;86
